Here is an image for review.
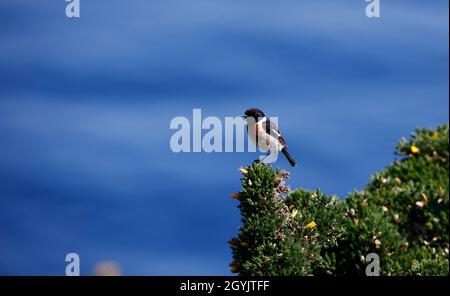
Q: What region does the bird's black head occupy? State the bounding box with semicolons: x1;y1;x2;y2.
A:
243;108;266;121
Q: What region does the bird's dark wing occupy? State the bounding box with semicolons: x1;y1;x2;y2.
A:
264;118;287;147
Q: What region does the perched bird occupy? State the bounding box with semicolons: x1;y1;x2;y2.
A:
243;108;297;167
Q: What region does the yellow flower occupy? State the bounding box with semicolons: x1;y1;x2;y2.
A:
306;221;317;228
239;167;248;174
432;131;439;139
230;192;240;200
410;145;420;154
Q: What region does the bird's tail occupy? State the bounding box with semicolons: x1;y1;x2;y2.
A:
281;148;297;167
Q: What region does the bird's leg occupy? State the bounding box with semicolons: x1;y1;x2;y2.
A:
255;151;271;165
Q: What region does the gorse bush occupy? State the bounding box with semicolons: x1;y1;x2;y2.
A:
229;125;449;276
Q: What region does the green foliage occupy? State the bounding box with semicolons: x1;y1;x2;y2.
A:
229;165;310;275
405;257;449;276
229;125;449;276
